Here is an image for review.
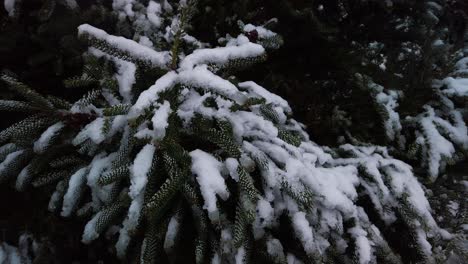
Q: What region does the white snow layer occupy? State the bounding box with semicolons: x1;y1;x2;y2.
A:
163;215;180;251
0;242;22;264
243;24;276;38
440;77;468;97
15;164;32;191
129;144;155;199
73;118;106;145
33;122;65;153
292;212;316;254
63;0;78;9
147;1;162;28
87;152;118;209
78;24;170;68
116;144;155;257
130;71;178;117
114;59;136;103
62;167;88;217
0;149;24;175
82;211;102;243
189;149;230;220
4;0;17;16
73;116;126;145
180;42;265;70
112;0;135;17
151;101;172;140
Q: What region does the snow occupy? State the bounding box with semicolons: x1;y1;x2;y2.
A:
266;238;285;260
114;59;136;103
447;201;459;216
33;122;64;153
287;253;303;264
163;215;180;250
4;0;16;17
375;89;402;141
73;116;126;145
178;65;244;102
211;253;221;264
0;149;24;175
147;1;162;28
0;242;22;264
48;180;66;212
15;164;31;191
130;71;178;117
116;144;155;257
78;24;170;68
112;0;135;17
87;152;117;209
180;42;265;70
82;211;102;243
348;226;372;264
225;158;240;181
291;212;315;254
235;246;246;264
0;16;455;262
138;36;154;48
129;144;155;198
243;24;276;38
73;118;106;145
189;150;230;221
151;101;172;140
440;77;468;97
415;229;432;257
253;198;274;238
238;81;291;113
61;167;88;217
419;107;456;179
0;143;16;157
64;0;78;9
359;74;402;142
176;90;212;123
116;194;143;257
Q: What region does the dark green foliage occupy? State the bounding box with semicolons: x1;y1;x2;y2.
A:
259;104;280;124
32;169;72;187
140;216;169;264
49;155;85;169
145;164;185;214
237;166;260;202
103;104;131;116
0;72;54;110
278;129;301;147
98;165;129;186
0;143;21;161
0;149;32;184
0;115;57;145
90;199;129;241
0;100;39;112
46;95;73;109
192;115;242;158
64;75;97;89
73;89;101;109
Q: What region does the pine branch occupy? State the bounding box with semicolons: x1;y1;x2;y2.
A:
0;72;55;110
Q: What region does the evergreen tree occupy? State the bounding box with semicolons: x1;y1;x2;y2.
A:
0;0;467;263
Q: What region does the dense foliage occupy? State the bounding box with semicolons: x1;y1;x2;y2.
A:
0;0;467;263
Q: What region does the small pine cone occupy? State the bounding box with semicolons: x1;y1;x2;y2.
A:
61;112;97;129
246;29;259;43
